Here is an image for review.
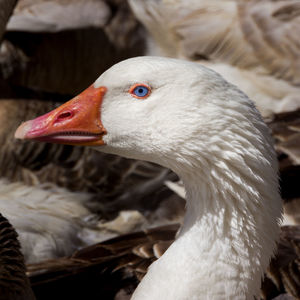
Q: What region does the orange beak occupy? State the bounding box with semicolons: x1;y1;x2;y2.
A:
15;85;107;146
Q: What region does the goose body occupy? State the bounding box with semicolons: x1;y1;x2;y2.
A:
16;57;282;299
129;0;300;117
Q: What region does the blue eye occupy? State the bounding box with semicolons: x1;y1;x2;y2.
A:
130;84;151;98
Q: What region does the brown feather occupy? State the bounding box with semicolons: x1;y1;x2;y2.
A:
0;213;35;300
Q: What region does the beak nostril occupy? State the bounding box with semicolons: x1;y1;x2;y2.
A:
56;111;73;121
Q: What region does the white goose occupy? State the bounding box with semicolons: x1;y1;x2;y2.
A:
15;56;282;300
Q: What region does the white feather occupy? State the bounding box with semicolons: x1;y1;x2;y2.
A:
0;179;104;263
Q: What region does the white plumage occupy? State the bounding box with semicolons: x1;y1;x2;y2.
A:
6;0;111;32
16;56;283;299
0;179;99;263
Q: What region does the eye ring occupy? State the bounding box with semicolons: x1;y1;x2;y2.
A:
129;84;151;99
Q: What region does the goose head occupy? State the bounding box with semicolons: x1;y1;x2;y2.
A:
15;56;271;177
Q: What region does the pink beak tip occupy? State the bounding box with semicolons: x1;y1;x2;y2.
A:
14;121;32;139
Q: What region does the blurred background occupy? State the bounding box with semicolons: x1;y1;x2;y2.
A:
0;0;299;299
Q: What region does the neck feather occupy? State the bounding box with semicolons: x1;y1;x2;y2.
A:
132;119;282;300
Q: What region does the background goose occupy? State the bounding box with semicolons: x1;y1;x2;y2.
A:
128;0;300;117
16;56;282;299
0;212;35;300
